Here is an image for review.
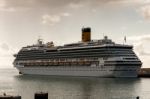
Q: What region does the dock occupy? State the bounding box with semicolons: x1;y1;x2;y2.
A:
0;92;48;99
0;93;140;99
0;95;21;99
138;68;150;77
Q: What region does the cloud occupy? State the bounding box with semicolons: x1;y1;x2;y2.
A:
127;34;150;68
0;0;25;12
0;0;82;12
0;43;18;68
69;3;83;9
128;34;150;42
0;0;140;12
42;14;61;25
134;0;150;4
0;7;16;12
89;0;150;21
0;43;9;51
61;12;71;17
0;43;17;57
0;0;6;7
0;56;14;68
1;0;150;20
0;0;15;12
130;0;150;21
0;0;147;8
42;12;71;25
140;5;150;20
135;42;150;56
128;34;150;67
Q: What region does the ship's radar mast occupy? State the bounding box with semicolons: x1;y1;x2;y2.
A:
47;41;54;47
37;38;43;45
104;36;108;40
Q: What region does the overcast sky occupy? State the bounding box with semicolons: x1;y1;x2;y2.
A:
0;0;150;68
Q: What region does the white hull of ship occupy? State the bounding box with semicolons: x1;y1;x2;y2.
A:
15;66;139;77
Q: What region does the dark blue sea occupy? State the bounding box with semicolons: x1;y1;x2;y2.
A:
0;68;150;99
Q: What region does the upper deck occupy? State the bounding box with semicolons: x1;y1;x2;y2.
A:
20;35;132;52
14;27;134;61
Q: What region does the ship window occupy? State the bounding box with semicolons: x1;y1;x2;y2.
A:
103;57;108;60
60;58;65;61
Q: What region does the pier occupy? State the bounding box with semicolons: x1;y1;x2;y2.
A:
0;93;141;99
138;68;150;77
0;93;21;99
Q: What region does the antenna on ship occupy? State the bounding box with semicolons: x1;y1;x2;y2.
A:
123;36;126;45
37;35;43;45
103;33;105;38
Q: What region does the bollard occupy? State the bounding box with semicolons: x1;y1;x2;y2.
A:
0;95;21;99
136;96;139;99
34;92;48;99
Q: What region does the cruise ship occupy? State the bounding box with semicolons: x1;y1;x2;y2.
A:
13;27;142;77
